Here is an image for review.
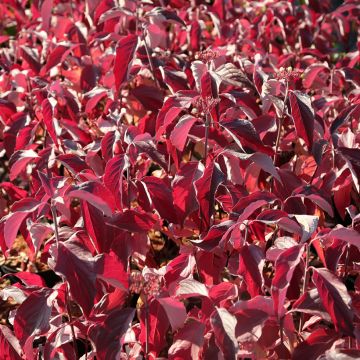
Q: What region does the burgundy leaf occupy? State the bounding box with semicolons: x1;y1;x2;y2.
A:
238;244;265;298
14;288;56;346
312;267;354;335
49;240;98;317
172;161;202;222
89;308;135;360
338;147;360;192
157;297;187;331
67;181;116;217
96;252;128;289
110;210;157;233
271;245;304;318
2;198;41;250
114;34;138;91
292;328;338;360
210;307;238;359
141;177;178;223
324;227;360;250
42;44;70;74
168;319;205;359
103;154;130;210
41;97;58;146
19;46;41;74
194;162;225;231
57;153;88;175
221;118;274;156
170;115;198;151
9;150;39;181
0;325;22;360
289;90;314;149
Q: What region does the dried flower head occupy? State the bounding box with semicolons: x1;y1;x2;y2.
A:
129;271;144;294
129;271;162;298
275;66;302;81
192;96;220;116
143;273;162;298
195;49;219;63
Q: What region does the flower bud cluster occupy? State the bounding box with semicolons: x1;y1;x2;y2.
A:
192;96;220;116
129;271;162;298
275;66;302;81
195;49;219;63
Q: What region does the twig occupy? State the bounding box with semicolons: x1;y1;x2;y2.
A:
298;244;310;332
51;205;78;359
142;27;160;88
66;282;79;360
51;205;60;248
144;297;149;359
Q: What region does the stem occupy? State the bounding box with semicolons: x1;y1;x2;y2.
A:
167;153;171;175
329;69;334;95
309;164;318;185
280;316;284;345
142;27;160;88
273;117;283;167
51;205;78;359
85;335;88;360
66;282;78;360
51;205;60;248
144;298;149;359
344;244;350;278
204;113;210;163
127;168;131;209
244;222;249;244
273;80;289;166
298;244;310;332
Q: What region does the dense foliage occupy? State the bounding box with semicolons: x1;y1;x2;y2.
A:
0;0;359;358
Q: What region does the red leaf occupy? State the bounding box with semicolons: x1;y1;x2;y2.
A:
103;154;130;210
194;162;225;231
2;198;41;250
271;245;304;318
41;0;53;31
139;299;170;357
312;267;354;335
168;319;205;359
221;118;274;156
141;177;178;223
57;153;88;175
302;63;330;89
210;307;238;359
114;34;138;91
41;97;58;146
172;161;202;222
170;115;198;151
292;328;338;360
111;210;157;233
0;325;22;360
49;240;98;317
96;252;128;289
9;150;39;181
233;308;268;343
338;147;360;192
325;227;360;250
89;308;135;360
42;44;70;74
238;244;265;298
19;46;41;74
157;297;187;331
289;90;314;149
68;181;116;217
14;288;56;346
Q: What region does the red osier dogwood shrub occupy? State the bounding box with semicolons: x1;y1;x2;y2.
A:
0;0;359;358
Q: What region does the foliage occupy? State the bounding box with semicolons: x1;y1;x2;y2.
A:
0;0;359;358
